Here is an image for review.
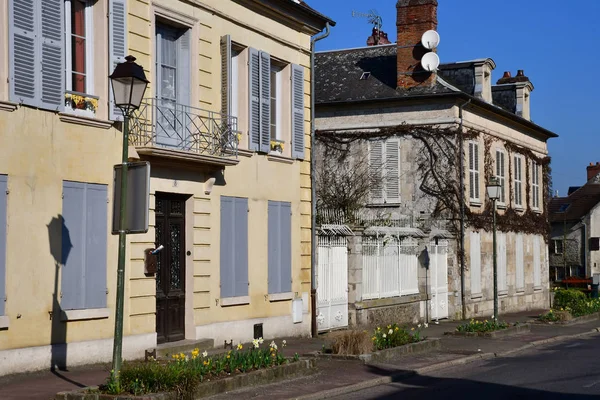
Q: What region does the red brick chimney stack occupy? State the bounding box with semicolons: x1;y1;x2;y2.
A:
587;162;600;181
396;0;438;89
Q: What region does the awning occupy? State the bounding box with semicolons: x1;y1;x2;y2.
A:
317;224;354;236
363;226;426;238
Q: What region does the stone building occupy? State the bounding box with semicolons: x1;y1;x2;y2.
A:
314;0;557;329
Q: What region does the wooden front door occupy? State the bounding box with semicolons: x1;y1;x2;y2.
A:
155;193;186;344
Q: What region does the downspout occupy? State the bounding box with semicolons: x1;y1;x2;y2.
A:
581;219;588;277
458;98;471;320
310;23;331;338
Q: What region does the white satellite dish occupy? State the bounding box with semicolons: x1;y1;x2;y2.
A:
421;52;440;72
421;30;440;50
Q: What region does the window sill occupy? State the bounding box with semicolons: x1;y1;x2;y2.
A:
60;308;110;322
532;208;542;214
0;100;18;112
234;148;254;158
0;316;9;329
366;202;402;208
267;154;294;164
497;203;507;210
268;292;293;302
59;113;113;129
220;296;250;307
516;289;525;295
514;206;524;212
533;286;543;292
469;200;482;207
471;293;483;300
498;290;508;297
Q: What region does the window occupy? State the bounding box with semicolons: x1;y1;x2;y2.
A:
369;139;400;204
515;233;524;291
220;196;248;299
495;150;506;204
65;0;92;94
470;231;481;295
270;64;283;141
514;155;523;207
61;181;108;310
552;239;564;254
0;176;7;317
268;201;292;294
532;160;540;209
590;237;600;251
468;142;480;202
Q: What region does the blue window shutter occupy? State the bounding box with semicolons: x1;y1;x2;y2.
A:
109;0;127;121
62;182;86;310
291;64;305;159
259;51;270;153
84;184;108;309
268;201;280;294
9;0;38;106
39;0;64;111
233;197;248;296
280;202;292;293
220;196;235;298
248;48;260;151
0;176;7;315
178;29;191;107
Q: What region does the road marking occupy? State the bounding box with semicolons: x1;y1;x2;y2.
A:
564;343;581;348
584;380;600;388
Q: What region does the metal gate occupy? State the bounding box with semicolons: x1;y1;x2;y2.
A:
430;240;449;320
316;235;348;332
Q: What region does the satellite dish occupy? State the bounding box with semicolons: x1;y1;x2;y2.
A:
421;52;440;72
421;30;440;49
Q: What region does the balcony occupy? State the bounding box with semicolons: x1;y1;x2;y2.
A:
129;98;240;167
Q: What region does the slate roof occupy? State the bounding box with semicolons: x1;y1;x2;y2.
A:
549;183;600;222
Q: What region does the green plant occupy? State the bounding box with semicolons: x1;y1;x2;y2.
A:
456;319;509;333
104;370;121;395
371;323;424;351
553;288;600;317
538;309;560;322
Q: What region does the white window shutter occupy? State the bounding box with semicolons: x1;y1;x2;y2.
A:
248;48;260;151
369;141;384;203
473;142;479;200
385;139;400;203
469;143;475;200
109;0;127;121
220;35;231;118
9;0;38;106
259;51;270;153
291;64;305;159
40;0;64;111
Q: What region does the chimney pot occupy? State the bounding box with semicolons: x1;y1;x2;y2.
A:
502;71;511;78
587;162;600;181
517;69;525;77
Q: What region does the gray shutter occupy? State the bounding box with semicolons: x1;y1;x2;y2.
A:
220;196;235;298
9;0;38;106
234;197;249;296
62;181;86;310
109;0;128;121
84;184;108;309
0;176;7;316
369;141;383;203
178;29;191;107
385;139;400;203
280;202;292;293
259;51;271;153
248;48;260;150
469;143;474;199
220;35;231;117
268;201;279;294
291;64;305;159
40;0;64;111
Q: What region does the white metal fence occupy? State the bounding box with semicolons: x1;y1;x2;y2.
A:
362;235;419;300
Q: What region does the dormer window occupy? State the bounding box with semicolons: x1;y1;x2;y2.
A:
360;72;371;80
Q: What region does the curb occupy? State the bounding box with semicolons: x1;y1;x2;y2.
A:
291;328;600;400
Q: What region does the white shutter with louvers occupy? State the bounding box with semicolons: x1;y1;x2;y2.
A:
473;142;479;200
259;51;270;153
40;0;64;111
109;0;128;121
385;139;400;203
291;64;305;159
248;48;260;150
9;0;38;106
220;35;232;118
369;141;383;204
469;143;475;200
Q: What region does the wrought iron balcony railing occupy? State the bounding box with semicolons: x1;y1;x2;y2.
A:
129;98;238;158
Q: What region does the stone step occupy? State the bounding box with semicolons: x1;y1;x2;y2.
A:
152;338;214;359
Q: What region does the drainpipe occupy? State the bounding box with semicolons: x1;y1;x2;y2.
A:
458;98;471;320
582;219;588;277
310;23;330;338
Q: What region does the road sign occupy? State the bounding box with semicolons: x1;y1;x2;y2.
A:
112;161;150;234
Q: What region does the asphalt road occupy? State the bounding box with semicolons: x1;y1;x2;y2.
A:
330;335;600;399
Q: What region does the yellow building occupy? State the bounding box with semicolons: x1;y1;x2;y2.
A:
0;0;333;375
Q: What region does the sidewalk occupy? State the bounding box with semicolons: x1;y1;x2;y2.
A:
1;311;599;400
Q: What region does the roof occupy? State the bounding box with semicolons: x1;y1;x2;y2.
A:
549;184;600;222
315;45;558;139
289;0;336;26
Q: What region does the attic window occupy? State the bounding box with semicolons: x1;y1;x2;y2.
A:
558;203;570;212
360;72;371;80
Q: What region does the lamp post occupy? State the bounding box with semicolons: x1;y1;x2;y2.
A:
486;176;501;320
109;55;149;377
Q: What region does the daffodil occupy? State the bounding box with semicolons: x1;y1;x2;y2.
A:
237;343;243;350
258;337;264;344
424;323;429;328
417;323;422;328
372;336;376;341
202;350;208;358
382;333;387;338
395;327;399;331
388;329;393;335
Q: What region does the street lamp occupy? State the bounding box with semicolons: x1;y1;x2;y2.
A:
109;55;149;377
487;176;501;321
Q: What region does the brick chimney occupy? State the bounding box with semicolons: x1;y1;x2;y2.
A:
587;162;600;181
396;0;438;89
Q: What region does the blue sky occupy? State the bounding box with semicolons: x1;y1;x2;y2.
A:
313;0;600;196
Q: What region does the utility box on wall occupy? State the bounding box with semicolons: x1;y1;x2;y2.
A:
144;248;157;276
